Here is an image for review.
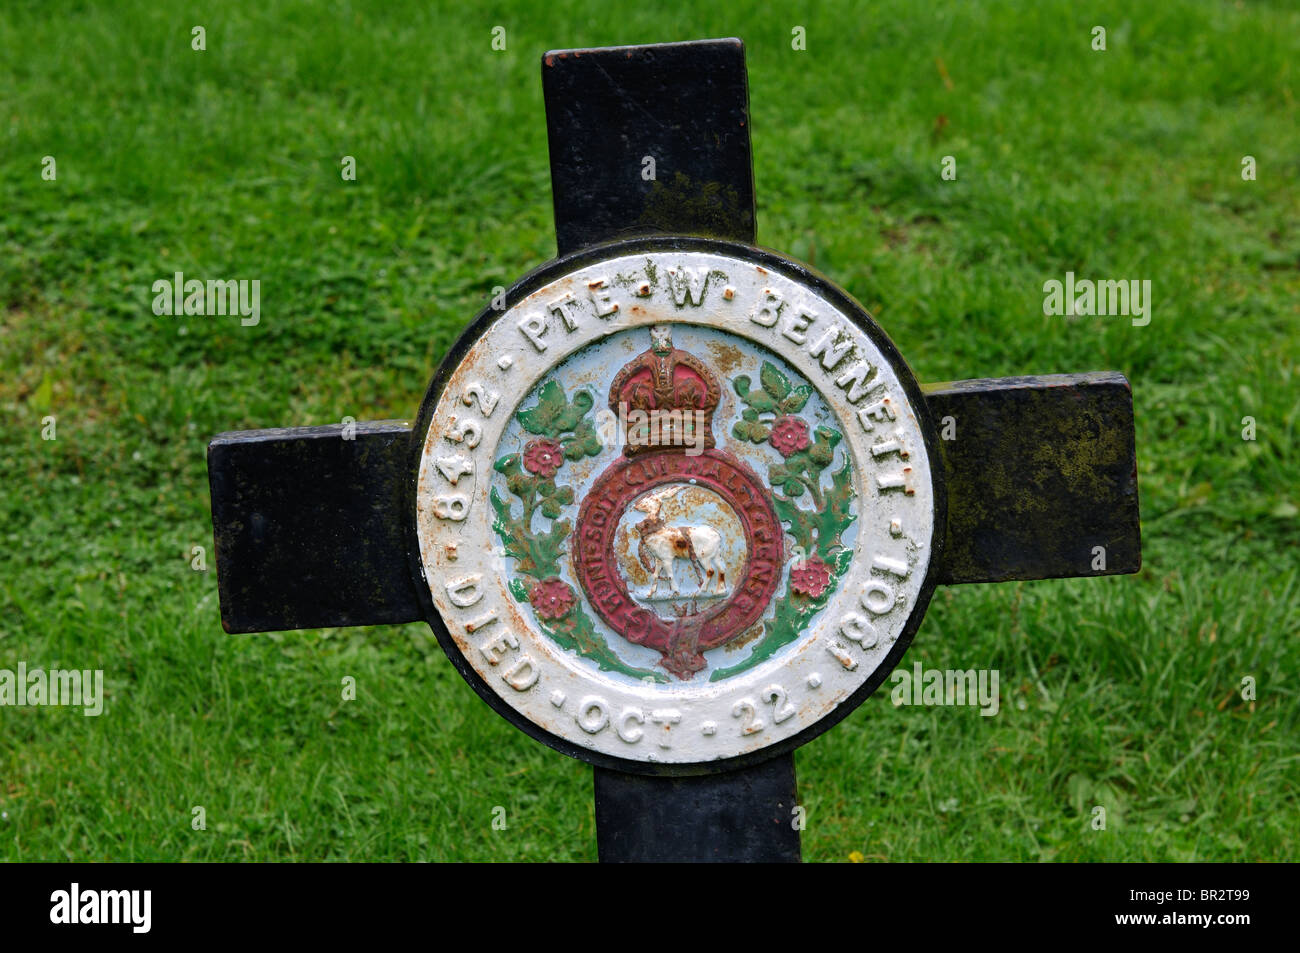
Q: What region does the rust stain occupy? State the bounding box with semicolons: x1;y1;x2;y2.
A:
706;340;745;378
723;620;765;653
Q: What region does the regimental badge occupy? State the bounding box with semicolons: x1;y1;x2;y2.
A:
414;239;943;769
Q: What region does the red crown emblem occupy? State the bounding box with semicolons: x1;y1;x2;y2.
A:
609;325;720;456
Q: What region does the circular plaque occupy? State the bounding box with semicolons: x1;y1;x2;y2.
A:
410;237;944;775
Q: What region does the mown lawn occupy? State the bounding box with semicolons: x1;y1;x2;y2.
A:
1;0;1296;861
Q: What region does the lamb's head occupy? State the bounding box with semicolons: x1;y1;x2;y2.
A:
634;485;686;516
632;495;660;518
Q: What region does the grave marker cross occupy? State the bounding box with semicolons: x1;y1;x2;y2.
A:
207;39;1140;863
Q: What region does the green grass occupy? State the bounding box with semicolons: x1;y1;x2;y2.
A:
2;0;1297;861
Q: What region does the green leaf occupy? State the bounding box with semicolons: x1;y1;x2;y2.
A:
782;450;811;473
746;389;775;413
518;381;594;437
814;425;842;449
812;459;857;556
525;518;570;578
760;361;791;400
779;384;811;414
734;375;751;398
808;436;834;467
505;467;533;497
541;412;601;462
783;480;805;497
490;487;535;572
732;420;770;443
539;605;667;682
561;433;588;460
772;494;815;554
517;380;567;435
741;408;759;422
807;426;840;469
769;463;791;485
508;577;530;603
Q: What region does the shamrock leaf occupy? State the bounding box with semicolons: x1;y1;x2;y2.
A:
518;381;595;437
562;419;603;460
732;419;770;443
517;380;566;435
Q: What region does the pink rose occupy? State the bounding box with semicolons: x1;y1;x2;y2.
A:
522;439;564;479
769;416;811;458
789;556;833;598
530;577;576;620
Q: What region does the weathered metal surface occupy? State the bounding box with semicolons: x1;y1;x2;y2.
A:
202;37;1144;865
411;239;943;773
543;38;756;256
925;373;1140;584
207;421;421;633
594;753;801;862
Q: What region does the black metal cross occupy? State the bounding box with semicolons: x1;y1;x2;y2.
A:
207;39;1139;862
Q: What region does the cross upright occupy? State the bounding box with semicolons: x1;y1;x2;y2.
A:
207;38;1140;863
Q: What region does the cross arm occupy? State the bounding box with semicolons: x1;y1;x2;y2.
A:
925;372;1141;585
206;421;422;633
